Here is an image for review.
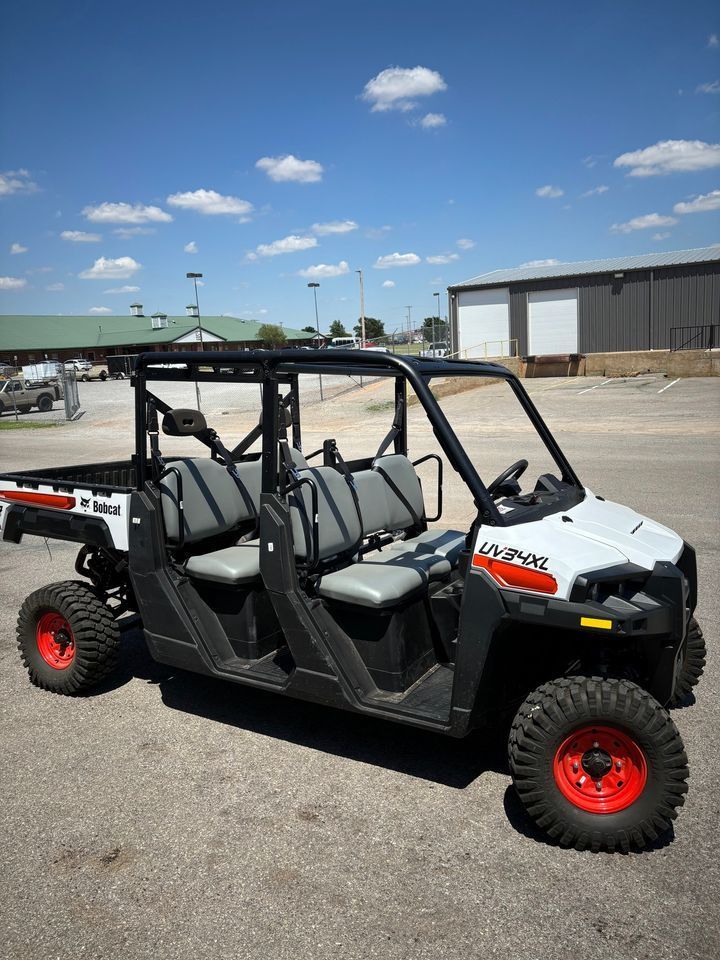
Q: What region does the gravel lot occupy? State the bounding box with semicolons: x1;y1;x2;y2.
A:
1;373;719;960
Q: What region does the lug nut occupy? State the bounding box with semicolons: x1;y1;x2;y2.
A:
615;761;622;772
595;781;603;791
572;762;579;773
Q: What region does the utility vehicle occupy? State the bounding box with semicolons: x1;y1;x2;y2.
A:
0;351;705;852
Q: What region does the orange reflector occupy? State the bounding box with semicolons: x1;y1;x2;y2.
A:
0;490;76;510
472;553;558;594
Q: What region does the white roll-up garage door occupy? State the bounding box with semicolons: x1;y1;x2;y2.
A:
457;288;510;358
527;288;578;355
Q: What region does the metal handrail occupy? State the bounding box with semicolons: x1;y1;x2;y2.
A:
447;338;519;360
669;324;719;352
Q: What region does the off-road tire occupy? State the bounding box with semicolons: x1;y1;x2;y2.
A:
17;581;120;695
509;676;688;852
36;394;53;412
670;618;706;707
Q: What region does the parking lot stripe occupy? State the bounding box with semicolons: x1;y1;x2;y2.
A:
658;378;680;394
578;378;613;396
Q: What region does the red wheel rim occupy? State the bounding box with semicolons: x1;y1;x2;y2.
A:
554;725;647;813
36;612;76;669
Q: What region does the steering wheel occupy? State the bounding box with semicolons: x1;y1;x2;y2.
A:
487;459;529;498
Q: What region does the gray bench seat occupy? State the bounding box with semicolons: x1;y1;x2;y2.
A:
185;541;261;585
388;528;466;566
317;553;449;607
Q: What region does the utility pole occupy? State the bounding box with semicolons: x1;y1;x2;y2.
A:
433;291;441;352
356;269;365;347
405;306;412;347
307;281;323;399
187;272;204;409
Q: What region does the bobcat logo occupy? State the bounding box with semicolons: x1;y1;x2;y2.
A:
80;496;91;509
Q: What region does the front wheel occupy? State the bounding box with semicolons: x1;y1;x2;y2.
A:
509;676;688;852
36;394;53;412
17;581;120;694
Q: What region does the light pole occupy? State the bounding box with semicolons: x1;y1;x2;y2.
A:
356;269;365;347
405;305;412;347
187;271;203;409
308;281;323;399
433;291;441;352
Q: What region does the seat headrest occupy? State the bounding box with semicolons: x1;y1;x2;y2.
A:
257;407;292;428
162;408;208;437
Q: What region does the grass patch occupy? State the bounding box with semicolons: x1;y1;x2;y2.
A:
0;419;62;430
365;399;395;414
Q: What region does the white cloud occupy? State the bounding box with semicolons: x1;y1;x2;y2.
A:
614;139;720;176
652;232;672;241
104;285;140;294
88;306;112;314
113;226;156;238
580;185;609;198
253;235;318;258
582;155;599;168
673;189;720;214
365;225;393;239
381;280;395;288
708;33;719;48
426;252;459;264
696;80;720;94
46;282;64;292
311;220;358;235
298;260;350;279
0;276;27;289
373;252;421;269
610;213;678;234
167;189;253;218
536;185;564;198
10;242;27;254
61;230;102;243
83;202;172;224
256;155;323;184
361;66;447;112
0;169;38;196
79;256;142;280
456;238;475;250
184;241;198;253
419;112;446;129
519;258;560;267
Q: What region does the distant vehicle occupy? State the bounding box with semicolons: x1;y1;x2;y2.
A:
107;354;138;379
420;342;449;359
0;376;64;415
65;358;93;373
85;364;109;382
22;361;63;383
328;336;360;350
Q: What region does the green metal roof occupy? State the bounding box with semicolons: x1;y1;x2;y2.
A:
0;315;314;352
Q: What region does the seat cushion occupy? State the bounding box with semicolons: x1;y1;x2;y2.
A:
368;545;451;581
185;541;261;585
317;560;425;608
389;529;466;567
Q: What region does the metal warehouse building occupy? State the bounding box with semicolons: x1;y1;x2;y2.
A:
448;244;720;359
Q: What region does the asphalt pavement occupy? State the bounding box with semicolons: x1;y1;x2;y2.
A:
1;374;719;960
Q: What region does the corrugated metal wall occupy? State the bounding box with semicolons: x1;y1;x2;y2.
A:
459;262;719;354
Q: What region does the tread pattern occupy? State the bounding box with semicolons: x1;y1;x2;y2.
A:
508;676;689;853
670;618;706;707
17;580;120;695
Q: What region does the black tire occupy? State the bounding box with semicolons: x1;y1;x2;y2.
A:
509;676;688;852
99;370;108;381
81;373;90;382
669;618;706;707
17;581;120;695
37;394;53;412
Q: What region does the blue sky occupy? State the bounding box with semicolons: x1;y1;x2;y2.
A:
1;0;719;334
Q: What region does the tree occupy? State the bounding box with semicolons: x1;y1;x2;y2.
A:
257;323;287;349
422;316;448;342
302;325;316;334
353;316;385;341
329;319;348;338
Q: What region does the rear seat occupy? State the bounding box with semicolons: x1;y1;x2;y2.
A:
288;464;449;608
160;448;308;585
354;453;466;568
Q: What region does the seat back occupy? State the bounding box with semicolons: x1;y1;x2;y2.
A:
160;457;253;544
289;466;362;563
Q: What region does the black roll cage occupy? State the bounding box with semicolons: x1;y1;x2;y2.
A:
131;349;583;528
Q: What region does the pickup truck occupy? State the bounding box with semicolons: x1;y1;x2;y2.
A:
0;377;64;415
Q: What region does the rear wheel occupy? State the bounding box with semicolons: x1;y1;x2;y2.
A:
37;394;53;412
508;676;688;852
17;581;120;694
670;618;706;707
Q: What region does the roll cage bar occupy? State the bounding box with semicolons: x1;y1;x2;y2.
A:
132;349;583;528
